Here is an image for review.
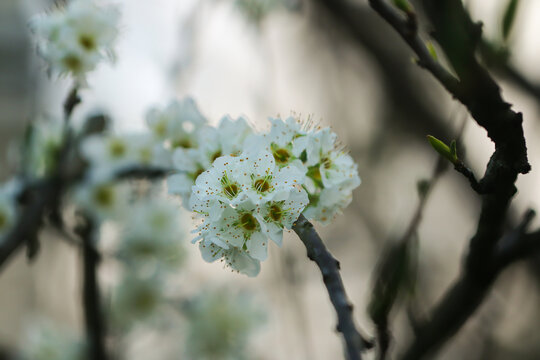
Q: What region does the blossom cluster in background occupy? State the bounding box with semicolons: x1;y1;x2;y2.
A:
30;0;120;84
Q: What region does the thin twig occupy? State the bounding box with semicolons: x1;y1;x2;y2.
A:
292;214;372;360
453;160;483;193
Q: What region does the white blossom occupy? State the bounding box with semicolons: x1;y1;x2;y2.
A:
20;321;85;360
116;198;184;271
167;115;253;208
245;116;361;225
300;128;361;224
198;239;261;277
72;179;129;222
145;98;207;148
190;150;308;275
112;274;164;328
246;116;308;172
80;133;169;179
31;0;120;83
182;288;264;360
26;118;65;177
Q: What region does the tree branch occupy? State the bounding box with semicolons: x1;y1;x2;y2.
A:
76;216;108;360
0;179;61;271
0;166;171;273
367;1;531;359
293;214;372;360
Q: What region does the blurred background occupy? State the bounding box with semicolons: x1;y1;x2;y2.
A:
1;0;540;359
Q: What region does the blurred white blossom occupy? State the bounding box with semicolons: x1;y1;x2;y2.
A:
145;98;207;149
112;274;164;328
30;0;120;84
20;321;85;360
167;114;253;209
116;198;185;271
72;180;129;222
80;133;170;180
26;118;65;177
182;288;264;360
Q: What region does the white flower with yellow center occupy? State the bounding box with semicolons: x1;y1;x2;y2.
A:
130;134;170;168
190;150;309;275
198;239;261;277
167;115;253;208
298;128;361;224
80;134;132;177
31;0;120;83
81;133;169;179
234;150;305;206
303;186;355;225
117;198;184;270
73;180;129;222
145;98;207;148
258;187;309;245
247;116;309;173
112;274;163;328
183;288;264;359
189;155;244;216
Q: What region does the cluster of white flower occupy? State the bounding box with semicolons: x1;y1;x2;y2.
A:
31;0;120;83
81;132;170;180
190;152;308;276
182;288;264;360
147;99;254;208
249;116;361;224
111;195;185;329
175;110;360;276
116;198;185;270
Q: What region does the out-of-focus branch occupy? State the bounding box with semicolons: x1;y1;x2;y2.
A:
115;166;173;180
0;178;61;271
311;0;455;141
293;214;372;360
369;152;449;360
493;209;539;270
401;210;540;360
76;216;108;360
0;165;171;273
367;1;531;359
480;40;540;105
